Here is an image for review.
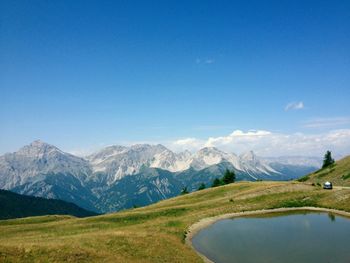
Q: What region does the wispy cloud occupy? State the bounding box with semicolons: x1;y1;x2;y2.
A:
285;101;304;111
173;138;202;151
195;58;215;64
168;129;350;157
204;59;214;64
69;127;350;158
68;143;108;157
303;117;350;128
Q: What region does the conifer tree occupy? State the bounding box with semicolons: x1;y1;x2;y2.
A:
322;150;335;169
198;183;206;191
211;178;222;187
222;169;236;184
180;187;189;195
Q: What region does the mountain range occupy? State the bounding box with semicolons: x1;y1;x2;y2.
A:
0;140;321;213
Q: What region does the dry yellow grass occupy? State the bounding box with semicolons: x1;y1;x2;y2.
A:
300;155;350;186
1;180;350;262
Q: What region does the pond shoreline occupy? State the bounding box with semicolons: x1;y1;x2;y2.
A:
185;207;350;263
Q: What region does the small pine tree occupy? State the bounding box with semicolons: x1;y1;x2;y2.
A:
180;187;189;195
211;178;222;187
222;169;236;184
322;150;335;169
198;183;206;191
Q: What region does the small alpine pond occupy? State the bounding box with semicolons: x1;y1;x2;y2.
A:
192;211;350;263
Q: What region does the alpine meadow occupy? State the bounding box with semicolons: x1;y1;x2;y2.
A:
1;1;349;262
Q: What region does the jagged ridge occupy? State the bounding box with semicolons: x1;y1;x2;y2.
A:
0;141;321;213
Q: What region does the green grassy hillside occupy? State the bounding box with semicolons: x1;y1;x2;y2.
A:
0;190;98;220
1;180;350;262
298;155;350;186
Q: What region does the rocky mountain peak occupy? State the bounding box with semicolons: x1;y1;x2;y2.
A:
240;151;257;161
197;147;222;154
17;140;62;158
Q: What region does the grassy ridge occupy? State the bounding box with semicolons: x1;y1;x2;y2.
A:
1;180;350;262
299;155;350;186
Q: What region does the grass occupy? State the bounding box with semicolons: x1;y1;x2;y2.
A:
301;156;350;187
273;197;318;208
297;175;310;182
316;167;336;178
1;180;350;262
342;172;350;180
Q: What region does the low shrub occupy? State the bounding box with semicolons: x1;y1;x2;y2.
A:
297;175;310;182
342;173;350;180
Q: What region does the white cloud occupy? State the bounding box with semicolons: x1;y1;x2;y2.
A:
174;138;198;145
285;101;304;111
303;117;350;128
168;129;350;157
204;130;271;148
173;138;203;151
68;147;102;157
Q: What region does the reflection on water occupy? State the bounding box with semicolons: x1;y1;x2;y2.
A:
192;211;350;263
328;213;336;222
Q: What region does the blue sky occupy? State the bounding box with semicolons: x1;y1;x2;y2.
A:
1;0;349;156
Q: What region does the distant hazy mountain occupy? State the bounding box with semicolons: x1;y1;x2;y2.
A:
263;156;322;180
0;189;97;220
263;156;322;168
0;141;321;213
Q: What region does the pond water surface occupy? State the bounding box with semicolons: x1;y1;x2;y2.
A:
192;211;350;263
